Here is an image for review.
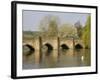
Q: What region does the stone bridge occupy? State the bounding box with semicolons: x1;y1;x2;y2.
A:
23;37;85;51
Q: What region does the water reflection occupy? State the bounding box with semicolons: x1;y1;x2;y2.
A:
23;49;90;69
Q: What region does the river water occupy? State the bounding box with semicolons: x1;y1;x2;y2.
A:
23;49;90;69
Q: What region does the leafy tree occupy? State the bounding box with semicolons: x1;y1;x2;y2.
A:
82;16;91;48
59;23;77;38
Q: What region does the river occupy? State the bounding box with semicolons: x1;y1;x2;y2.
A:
23;49;90;69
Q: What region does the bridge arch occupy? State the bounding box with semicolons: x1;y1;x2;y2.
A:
43;43;53;51
23;44;35;52
60;44;69;50
75;44;83;49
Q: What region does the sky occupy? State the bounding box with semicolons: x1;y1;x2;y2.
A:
22;10;90;31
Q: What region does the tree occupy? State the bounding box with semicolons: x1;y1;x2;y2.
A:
59;23;77;38
47;17;58;37
74;21;83;38
39;15;59;37
82;16;91;48
38;16;50;37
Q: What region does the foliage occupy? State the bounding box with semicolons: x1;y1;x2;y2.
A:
38;15;59;37
38;15;91;49
82;16;91;48
59;23;77;38
47;17;58;37
23;31;41;39
38;15;78;38
74;21;83;38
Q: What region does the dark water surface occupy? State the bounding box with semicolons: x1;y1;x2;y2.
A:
23;49;90;69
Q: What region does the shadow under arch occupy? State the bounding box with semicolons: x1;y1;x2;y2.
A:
75;44;83;49
23;44;35;56
42;43;53;54
44;43;53;50
60;44;69;50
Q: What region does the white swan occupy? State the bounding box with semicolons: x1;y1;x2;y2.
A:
81;56;84;61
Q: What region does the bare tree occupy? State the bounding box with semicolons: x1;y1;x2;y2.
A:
39;15;59;37
74;21;83;38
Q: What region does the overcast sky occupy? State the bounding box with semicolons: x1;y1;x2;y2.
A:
22;10;90;31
